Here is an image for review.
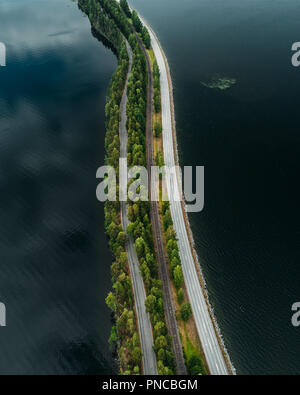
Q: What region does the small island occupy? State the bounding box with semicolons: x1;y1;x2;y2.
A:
201;75;236;90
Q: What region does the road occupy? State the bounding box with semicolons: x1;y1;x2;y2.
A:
126;18;187;375
138;14;233;375
119;41;157;375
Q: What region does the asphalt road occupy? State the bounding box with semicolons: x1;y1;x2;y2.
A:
119;41;157;375
138;15;231;375
129;24;187;375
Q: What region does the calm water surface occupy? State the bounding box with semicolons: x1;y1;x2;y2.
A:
1;0;300;375
0;0;117;374
131;0;300;374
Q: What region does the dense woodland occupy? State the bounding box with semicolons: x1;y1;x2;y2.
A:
79;0;143;374
79;0;204;376
79;0;175;374
79;0;123;52
153;60;161;114
162;201;205;375
118;1;176;375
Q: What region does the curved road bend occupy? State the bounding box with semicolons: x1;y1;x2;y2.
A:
119;41;157;375
138;14;231;375
128;17;187;375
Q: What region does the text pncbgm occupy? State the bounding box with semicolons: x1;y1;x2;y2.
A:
146;380;197;391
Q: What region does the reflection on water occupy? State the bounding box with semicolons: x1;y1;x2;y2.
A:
0;0;117;374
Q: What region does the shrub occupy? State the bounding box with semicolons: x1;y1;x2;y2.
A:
154;122;162;137
180;302;192;322
177;288;184;305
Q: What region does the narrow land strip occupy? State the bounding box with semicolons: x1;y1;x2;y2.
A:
139;13;233;375
128;19;187;376
119;41;157;375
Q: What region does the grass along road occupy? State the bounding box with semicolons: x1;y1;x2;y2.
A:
137;12;234;375
119;41;157;375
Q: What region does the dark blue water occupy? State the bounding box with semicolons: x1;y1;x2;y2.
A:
0;0;117;374
1;0;300;375
130;0;300;374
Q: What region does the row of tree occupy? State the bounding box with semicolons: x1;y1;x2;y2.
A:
153;60;162;113
162;201;205;375
79;0;123;52
125;33;176;375
80;0;178;375
131;9;151;50
79;0;143;374
150;41;205;375
126;34;147;169
103;40;143;376
113;2;177;374
120;0;131;18
98;0;131;38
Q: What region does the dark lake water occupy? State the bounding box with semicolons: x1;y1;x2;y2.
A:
1;0;300;375
0;0;117;374
131;0;300;374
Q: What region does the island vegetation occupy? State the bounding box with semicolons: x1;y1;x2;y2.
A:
79;0;207;376
79;0;176;375
161;201;206;375
201;75;236;90
79;0;143;375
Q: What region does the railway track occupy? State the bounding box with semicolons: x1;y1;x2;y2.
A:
119;41;157;375
131;25;187;376
141;14;233;375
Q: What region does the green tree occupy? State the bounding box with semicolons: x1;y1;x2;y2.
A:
126;317;135;336
177;288;184;305
107;221;121;239
119;252;128;268
154;90;161;113
155;335;168;350
120;0;131;17
173;265;184;289
154;122;162;137
170;255;181;272
117;231;127;247
140;262;151;288
108;326;118;350
106;292;117;312
132;346;142;365
180;302;192;322
117;309;129;334
145;294;156;313
132;10;143;33
157;348;165;361
142;26;151;49
188;354;205;375
163;210;173;231
154;321;166;337
155;150;164;167
135;237;145;258
127;221;135;236
131;331;140;348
